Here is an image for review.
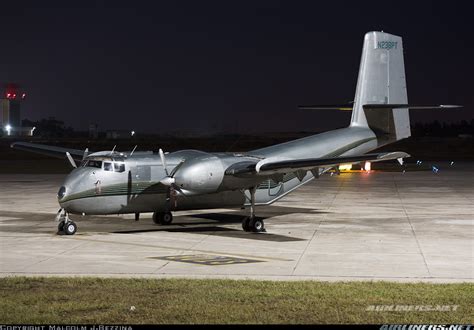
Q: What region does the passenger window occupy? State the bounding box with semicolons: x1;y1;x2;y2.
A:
114;163;125;173
104;162;113;171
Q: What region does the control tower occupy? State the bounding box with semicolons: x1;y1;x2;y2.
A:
0;83;33;136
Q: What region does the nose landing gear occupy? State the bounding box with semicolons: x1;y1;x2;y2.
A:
56;208;77;235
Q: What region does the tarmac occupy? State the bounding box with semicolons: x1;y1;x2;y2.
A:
0;161;472;282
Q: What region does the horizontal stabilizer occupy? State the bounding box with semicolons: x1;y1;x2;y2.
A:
299;104;462;111
363;104;463;110
298;104;353;111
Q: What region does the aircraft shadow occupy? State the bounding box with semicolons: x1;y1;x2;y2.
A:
112;206;325;241
113;226;304;242
0;205;325;242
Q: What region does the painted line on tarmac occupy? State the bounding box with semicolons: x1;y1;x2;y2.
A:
151;254;265;266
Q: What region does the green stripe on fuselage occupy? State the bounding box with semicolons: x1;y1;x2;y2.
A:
60;181;168;203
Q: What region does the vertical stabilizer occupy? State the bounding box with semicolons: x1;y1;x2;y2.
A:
351;31;410;142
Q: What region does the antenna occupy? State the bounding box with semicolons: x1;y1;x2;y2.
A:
111;145;116;153
130;145;138;156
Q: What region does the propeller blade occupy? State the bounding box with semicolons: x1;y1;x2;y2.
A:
159;148;169;176
66;152;77;168
82;148;89;160
169;160;185;177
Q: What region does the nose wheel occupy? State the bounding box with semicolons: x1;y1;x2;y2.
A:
56;208;77;235
242;187;265;233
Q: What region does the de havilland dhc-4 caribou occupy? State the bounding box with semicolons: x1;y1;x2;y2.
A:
11;32;460;235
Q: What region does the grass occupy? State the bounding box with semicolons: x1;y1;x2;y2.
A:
0;277;472;324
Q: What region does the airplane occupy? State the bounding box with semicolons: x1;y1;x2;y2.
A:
11;31;460;235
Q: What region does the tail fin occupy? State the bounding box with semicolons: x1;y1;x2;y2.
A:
351;31;410;143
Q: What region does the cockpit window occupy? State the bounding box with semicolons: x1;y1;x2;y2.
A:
104;162;113;171
86;160;102;168
80;157;125;172
114;163;125;173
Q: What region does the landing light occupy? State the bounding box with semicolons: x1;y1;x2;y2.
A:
364;161;371;171
338;164;352;171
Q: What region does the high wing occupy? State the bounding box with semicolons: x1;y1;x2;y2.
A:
10;142;88;162
226;151;409;176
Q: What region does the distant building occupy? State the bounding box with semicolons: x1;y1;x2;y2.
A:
89;123;99;139
106;130;133;139
0;83;34;136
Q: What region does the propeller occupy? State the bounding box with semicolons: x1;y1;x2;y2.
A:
158;148;185;211
158;148;185;187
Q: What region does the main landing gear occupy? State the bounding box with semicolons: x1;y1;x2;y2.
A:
153;211;173;225
56;208;77;235
242;187;266;233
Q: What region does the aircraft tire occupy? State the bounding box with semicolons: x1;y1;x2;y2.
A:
153;212;173;225
64;221;77;235
249;218;265;233
242;217;251;231
57;220;65;233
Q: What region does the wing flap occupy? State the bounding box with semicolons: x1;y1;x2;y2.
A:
255;151;410;174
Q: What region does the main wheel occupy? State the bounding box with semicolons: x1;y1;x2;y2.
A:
63;221;77;235
242;217;251;231
57;220;65;233
153;212;173;225
249;218;265;233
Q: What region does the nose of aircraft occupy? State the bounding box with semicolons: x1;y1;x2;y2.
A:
57;186;66;199
57;168;95;207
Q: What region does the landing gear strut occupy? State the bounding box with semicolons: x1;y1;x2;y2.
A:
56;208;77;235
153;211;173;225
242;187;265;233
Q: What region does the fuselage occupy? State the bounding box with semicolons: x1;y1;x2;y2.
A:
58;125;378;215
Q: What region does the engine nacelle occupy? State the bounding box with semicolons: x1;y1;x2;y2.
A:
173;155;225;195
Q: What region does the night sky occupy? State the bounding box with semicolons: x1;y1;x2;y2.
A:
1;1;472;134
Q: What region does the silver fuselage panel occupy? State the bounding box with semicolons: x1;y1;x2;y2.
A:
59;126;377;214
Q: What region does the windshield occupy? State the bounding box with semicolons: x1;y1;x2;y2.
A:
85;160;102;168
103;162;125;172
81;157;125;172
